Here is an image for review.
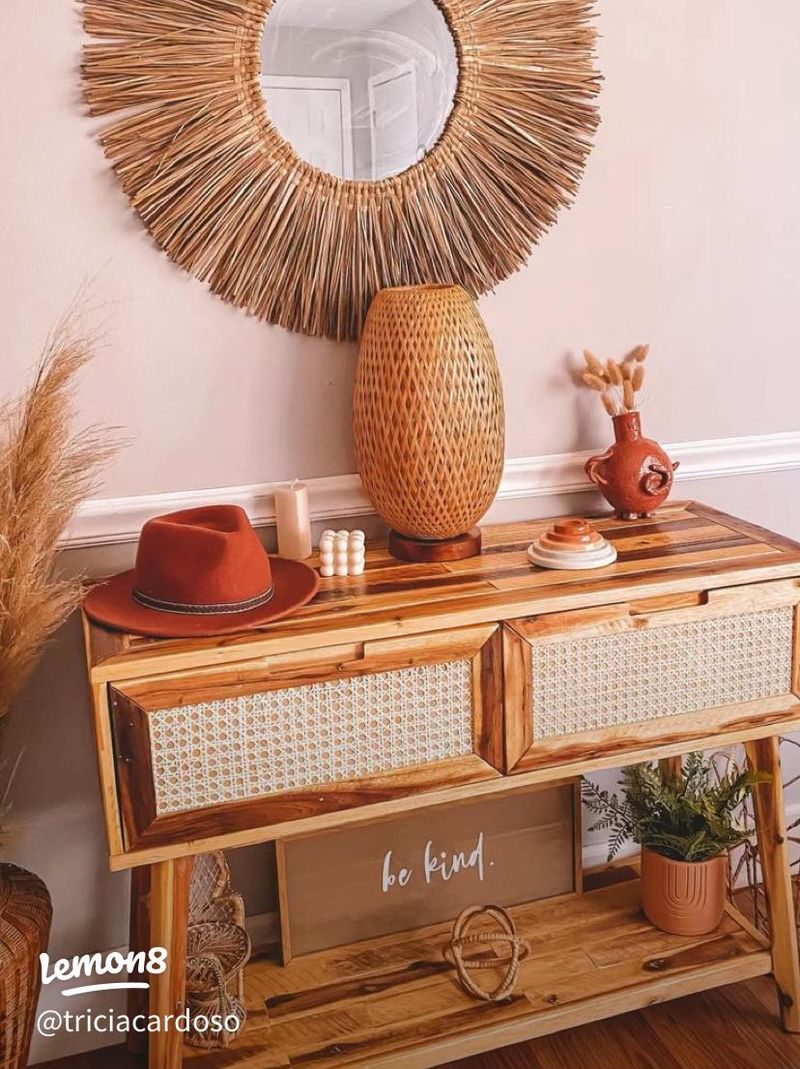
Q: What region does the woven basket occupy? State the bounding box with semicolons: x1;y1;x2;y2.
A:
189;852;245;928
186;854;249;1051
185;922;250;1050
353;285;505;541
0;865;52;1069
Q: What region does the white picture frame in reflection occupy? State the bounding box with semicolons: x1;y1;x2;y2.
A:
368;60;420;180
260;74;355;179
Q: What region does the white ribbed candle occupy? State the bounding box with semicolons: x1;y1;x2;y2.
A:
274;480;312;560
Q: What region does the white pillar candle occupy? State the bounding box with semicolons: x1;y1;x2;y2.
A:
274;480;312;560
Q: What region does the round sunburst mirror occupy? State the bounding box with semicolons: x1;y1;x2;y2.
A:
83;0;600;341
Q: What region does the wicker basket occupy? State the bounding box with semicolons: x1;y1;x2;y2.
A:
189;852;244;928
186;853;249;1051
0;864;52;1069
185;922;249;1050
353;285;505;542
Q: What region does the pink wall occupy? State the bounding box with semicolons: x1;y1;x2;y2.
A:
2;0;800;1060
3;1;800;501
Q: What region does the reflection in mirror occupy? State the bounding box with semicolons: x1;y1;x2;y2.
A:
260;0;458;181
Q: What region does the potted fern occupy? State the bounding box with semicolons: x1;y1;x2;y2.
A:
583;754;766;936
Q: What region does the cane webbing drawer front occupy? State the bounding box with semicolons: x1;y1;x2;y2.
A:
504;580;800;772
530;605;794;742
109;624;503;848
149;660;473;816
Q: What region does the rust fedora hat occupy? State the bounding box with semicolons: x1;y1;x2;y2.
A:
83;504;319;638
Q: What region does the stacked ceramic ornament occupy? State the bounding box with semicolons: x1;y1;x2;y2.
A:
527;519;617;570
319;529;366;577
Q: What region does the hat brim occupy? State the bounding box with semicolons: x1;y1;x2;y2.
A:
83;556;320;638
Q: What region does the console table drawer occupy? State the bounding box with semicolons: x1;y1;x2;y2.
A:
109;624;503;849
504;579;800;772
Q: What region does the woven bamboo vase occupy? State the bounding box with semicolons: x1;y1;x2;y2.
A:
0;865;52;1069
353;285;505;561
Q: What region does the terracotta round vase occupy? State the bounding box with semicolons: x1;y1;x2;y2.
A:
585;412;679;520
640;848;728;936
353;285;505;560
0;864;52;1069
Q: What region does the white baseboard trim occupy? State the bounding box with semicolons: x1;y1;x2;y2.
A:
63;430;800;550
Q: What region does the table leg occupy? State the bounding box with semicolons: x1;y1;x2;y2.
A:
148;857;192;1069
127;865;152;1058
746;736;800;1032
659;756;683;784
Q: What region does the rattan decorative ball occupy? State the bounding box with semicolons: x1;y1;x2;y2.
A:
353;285;505;543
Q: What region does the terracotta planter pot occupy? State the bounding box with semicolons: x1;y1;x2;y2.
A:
641;848;728;936
585;412;679;520
0;864;52;1069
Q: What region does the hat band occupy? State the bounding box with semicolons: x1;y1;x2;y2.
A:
131;585;275;616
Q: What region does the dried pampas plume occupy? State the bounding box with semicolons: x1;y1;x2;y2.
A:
0;318;119;718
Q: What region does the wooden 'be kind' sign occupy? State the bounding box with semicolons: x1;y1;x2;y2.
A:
276;783;579;960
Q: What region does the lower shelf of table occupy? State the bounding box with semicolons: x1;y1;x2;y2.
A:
184;875;773;1069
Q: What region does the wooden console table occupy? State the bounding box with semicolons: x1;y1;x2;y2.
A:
82;501;800;1069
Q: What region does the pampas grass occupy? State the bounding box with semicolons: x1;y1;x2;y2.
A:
0;320;117;719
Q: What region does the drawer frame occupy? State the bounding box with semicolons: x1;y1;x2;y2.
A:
503;579;800;774
109;624;505;851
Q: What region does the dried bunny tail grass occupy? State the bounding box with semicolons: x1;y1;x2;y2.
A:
0;317;119;717
82;0;601;341
632;363;645;391
622;379;636;410
582;372;607;392
583;350;606;377
621;361;633;382
606;359;623;386
632;343;649;362
601;392;618;417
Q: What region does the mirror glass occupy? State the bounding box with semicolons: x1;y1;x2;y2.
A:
260;0;458;181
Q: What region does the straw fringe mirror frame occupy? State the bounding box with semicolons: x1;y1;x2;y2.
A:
82;0;601;341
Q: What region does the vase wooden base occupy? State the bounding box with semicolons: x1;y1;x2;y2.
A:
388;528;482;562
